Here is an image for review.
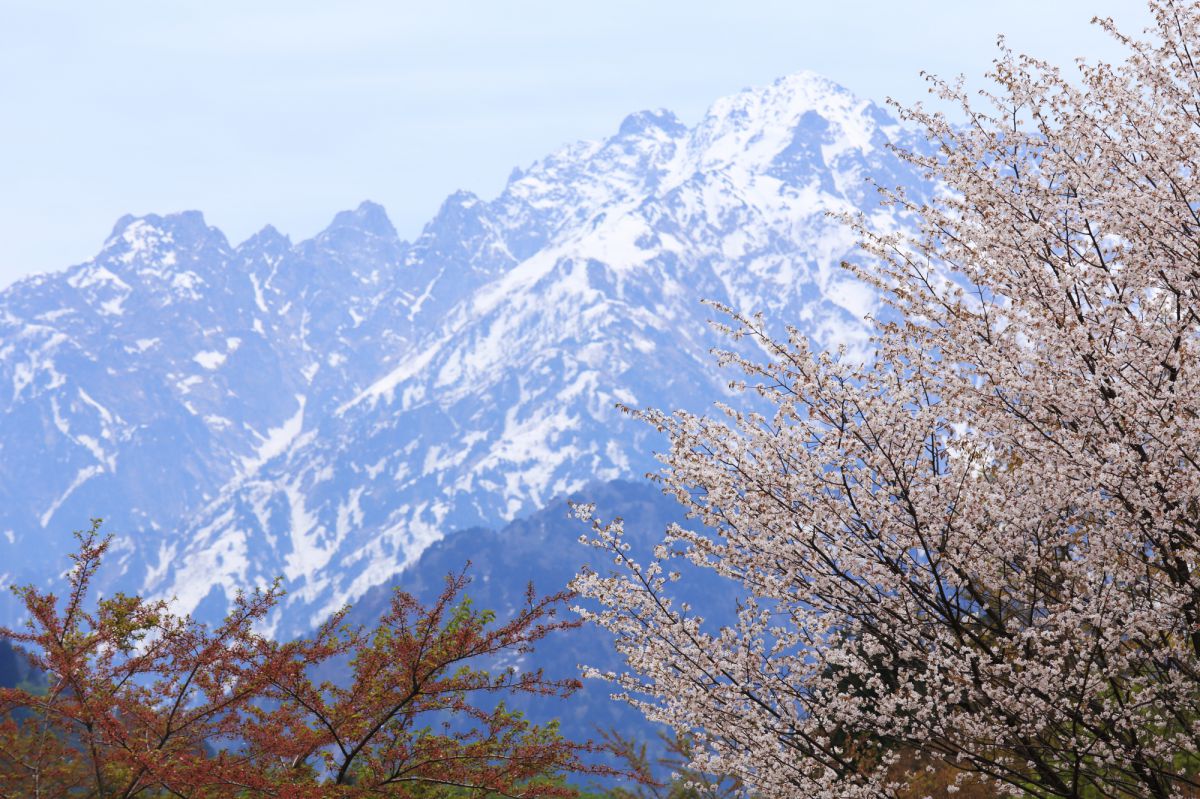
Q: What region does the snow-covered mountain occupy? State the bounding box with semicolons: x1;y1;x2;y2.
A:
0;72;930;633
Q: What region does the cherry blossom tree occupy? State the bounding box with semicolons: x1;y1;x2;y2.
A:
573;2;1200;796
0;521;608;798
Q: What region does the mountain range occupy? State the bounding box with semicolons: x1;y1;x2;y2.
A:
0;71;930;639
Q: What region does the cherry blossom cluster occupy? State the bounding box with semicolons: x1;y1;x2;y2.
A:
573;2;1200;796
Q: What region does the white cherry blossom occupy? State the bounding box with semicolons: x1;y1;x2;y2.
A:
574;3;1200;796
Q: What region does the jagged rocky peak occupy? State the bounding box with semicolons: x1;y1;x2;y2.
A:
106;208;204;237
308;200;405;268
232;224;294;263
237;224;291;256
617;108;687;139
410;190;489;253
97;209;229;270
493;70;908;231
434;189;483;216
325;200;399;239
691;70;892;171
106;209;225;249
401;189;517;286
706;71;868;128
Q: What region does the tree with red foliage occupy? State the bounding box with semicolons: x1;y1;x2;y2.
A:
0;520;606;798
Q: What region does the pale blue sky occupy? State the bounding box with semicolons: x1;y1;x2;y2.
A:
0;1;1149;287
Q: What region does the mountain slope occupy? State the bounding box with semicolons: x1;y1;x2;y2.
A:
324;478;739;751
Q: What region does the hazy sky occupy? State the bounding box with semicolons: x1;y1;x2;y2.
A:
0;1;1151;287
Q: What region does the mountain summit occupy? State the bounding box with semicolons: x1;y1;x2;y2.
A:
0;73;930;634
